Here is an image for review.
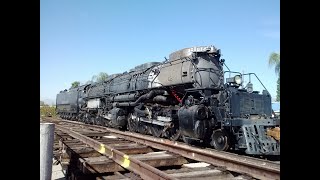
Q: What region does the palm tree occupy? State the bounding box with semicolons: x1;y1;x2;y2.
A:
268;52;280;101
269;52;280;75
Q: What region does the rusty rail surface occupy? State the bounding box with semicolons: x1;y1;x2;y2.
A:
44;117;280;180
54;124;177;180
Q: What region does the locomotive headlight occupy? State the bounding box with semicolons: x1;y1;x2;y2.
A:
234;75;242;85
226;75;242;85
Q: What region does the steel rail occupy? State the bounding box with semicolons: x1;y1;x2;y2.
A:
100;126;280;180
54;124;177;180
44;117;280;180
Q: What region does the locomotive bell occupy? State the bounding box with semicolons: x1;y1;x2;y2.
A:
246;82;253;93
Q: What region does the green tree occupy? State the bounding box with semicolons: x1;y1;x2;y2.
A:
91;72;108;83
268;52;280;101
70;81;80;89
40;101;45;106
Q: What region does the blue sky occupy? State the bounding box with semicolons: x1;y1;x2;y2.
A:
40;0;280;102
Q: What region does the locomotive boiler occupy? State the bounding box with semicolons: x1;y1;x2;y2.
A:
56;45;280;156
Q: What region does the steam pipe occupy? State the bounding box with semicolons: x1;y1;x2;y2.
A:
113;90;166;107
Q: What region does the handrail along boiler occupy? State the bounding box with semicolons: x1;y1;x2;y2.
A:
56;45;280;156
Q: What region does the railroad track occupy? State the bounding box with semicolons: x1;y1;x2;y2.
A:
42;117;280;180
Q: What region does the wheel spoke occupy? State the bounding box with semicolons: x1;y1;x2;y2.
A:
150;125;163;137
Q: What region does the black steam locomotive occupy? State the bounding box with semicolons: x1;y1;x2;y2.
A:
56;45;280;156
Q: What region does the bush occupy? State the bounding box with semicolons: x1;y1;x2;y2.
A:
40;106;57;117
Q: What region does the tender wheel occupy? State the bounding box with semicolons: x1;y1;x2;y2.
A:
210;129;229;151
